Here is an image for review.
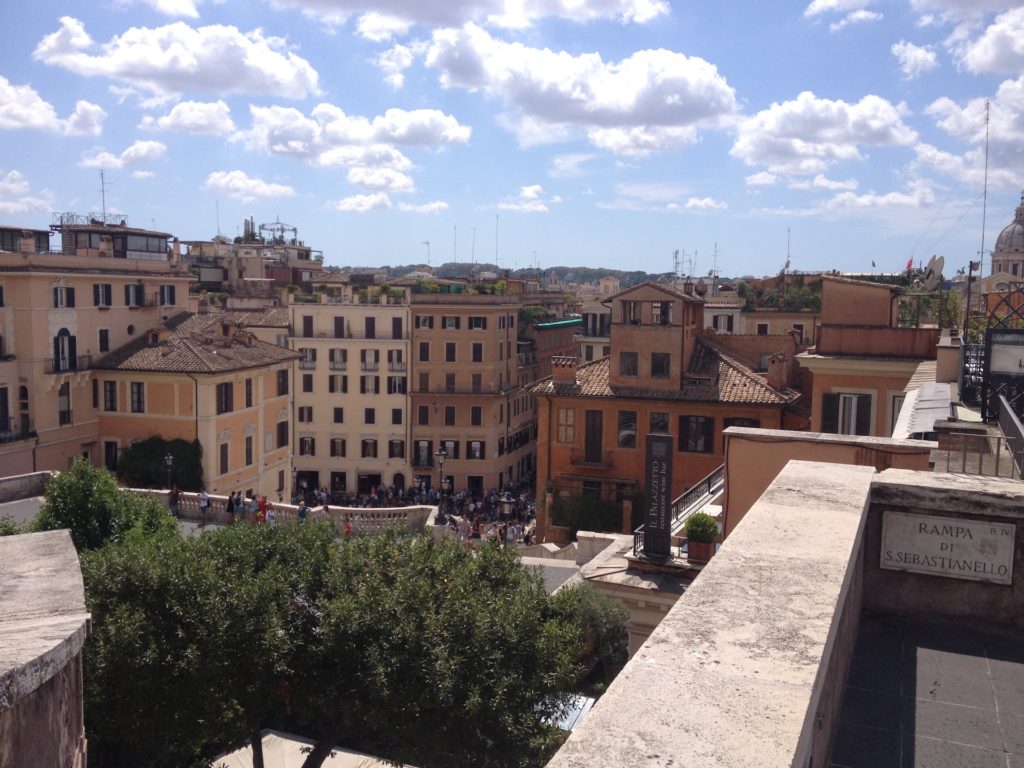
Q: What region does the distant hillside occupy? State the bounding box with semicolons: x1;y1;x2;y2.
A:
381;262;673;288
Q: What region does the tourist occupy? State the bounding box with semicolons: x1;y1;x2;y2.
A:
198;487;209;526
257;495;267;524
298;499;308;523
266;502;276;528
168;485;180;518
226;492;236;525
233;492;244;523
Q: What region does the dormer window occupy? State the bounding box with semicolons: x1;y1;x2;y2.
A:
621;301;640;324
652;301;672;325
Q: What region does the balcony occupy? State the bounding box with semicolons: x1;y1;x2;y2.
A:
0;418;35;445
569;447;610;468
298;359;317;369
45;355;91;374
815;324;939;359
126;296;158;309
361;362;379;372
388;361;406;372
329;360;347;371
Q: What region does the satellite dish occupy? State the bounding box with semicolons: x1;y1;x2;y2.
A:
923;255;944;292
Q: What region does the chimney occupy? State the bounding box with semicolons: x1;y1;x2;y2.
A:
551;355;578;386
18;233;35;255
766;353;787;391
682;278;694;295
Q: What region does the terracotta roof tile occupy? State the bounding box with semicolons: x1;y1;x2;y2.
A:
92;312;298;374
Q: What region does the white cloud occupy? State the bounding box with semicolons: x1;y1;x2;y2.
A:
374;44;416;88
331;192;392;212
268;0;668;30
0;76;106;135
745;171;778;187
425;24;736;155
0;170;54;215
114;0;202;17
909;0;1019;23
829;10;883;32
549;153;595;178
357;12;412;41
597;181;692;211
499;184;553;212
140;100;235;134
954;7;1024;75
804;0;873;17
731;91;918;175
132;170;156;179
397;200;448;213
674;197;727;211
317;144;413;170
204;170;296;202
79;140;167;169
891;40;939;78
789;173;859;190
346;167;415;192
33;17;320;102
821;180;935;210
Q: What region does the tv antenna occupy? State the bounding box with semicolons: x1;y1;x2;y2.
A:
98;171;109;219
421;240;431;266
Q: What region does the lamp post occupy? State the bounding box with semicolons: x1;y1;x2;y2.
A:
164;453;173;489
499;492;515;522
434;448;447;524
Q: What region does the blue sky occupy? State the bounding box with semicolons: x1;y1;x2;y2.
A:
1;0;1023;276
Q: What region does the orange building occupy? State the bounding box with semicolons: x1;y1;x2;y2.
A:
93;312;297;498
530;282;802;534
798;276;939;437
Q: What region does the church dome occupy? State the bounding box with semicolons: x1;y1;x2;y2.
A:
995;196;1024;255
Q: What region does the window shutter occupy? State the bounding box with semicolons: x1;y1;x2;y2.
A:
66;288;75;308
360;378;366;394
822;393;840;434
727;315;734;332
702;417;714;452
68;335;77;365
93;284;100;305
53;335;60;366
53;287;59;307
855;394;872;436
124;285;131;305
328;376;335;393
168;285;176;305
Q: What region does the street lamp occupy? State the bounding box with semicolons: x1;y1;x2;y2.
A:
434;448;447;524
499;492;515;522
164;453;173;489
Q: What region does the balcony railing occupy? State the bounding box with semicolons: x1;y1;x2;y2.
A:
45;355;91;374
388;361;406;372
569;448;610;468
298;359;317;369
0;418;35;444
632;464;725;557
361;362;379;372
329;360;347;371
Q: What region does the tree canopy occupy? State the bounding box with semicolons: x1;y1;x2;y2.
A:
116;436;204;491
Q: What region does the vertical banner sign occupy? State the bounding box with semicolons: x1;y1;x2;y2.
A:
644;434;674;559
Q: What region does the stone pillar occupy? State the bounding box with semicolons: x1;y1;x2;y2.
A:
621;499;633;534
537;491;553;542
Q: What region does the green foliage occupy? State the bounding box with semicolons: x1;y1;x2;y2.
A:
519;304;554;329
550;494;622;537
30;459;176;551
684;512;719;543
83;525;581;768
116;437;203;491
552;583;629;687
0;515;21;536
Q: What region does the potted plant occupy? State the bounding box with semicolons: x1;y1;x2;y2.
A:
685;511;719;563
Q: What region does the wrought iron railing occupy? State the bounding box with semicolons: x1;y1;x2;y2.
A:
45;355;91;374
632;464;725;557
0;418;35;444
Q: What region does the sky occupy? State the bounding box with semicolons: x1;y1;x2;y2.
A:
1;1;1023;277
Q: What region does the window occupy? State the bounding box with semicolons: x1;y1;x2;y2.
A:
364;317;376;339
419;405;430;425
472;342;483;362
299;437;315;456
415;314;434;329
757;353;770;372
330;438;346;457
471;405;482;426
329;348;347;369
620;351;638;377
472;373;482;393
328;375;348;393
333;407;344;423
652;301;672;325
419;341;430;362
361;349;379;371
445;342;456;362
302;373;313;393
792;323;805;343
890;394;906;436
418;372;429;392
276;421;289;448
93;283;112;307
58;382;72;425
361;439;378;458
469;316;487;330
442;315;460;330
387;375;406;394
713;314;734;332
98;328;109;353
245;436;253;466
679;415;713;453
53;286;75;308
130;382;145;413
756;322;769;336
389;439;405;459
621;300;640;324
277;370;289;395
391;408;402;425
618;411;637;448
364;408;375;424
650;411;670;433
103;381;117;411
53;328;77;372
445;373;455;393
467;440;485;459
415;440;433;467
124;284;143;307
159;285;176;306
298;406;313;422
219;443;229;474
651;353;670;378
302;316;313;337
557;408;575;443
387;348;404;370
216;382;233;414
392;316;403;340
245;378;253;407
360;375;379;394
299;347;317;367
822;392;872;436
334;316;345;339
104;441;118;471
444;405;456;426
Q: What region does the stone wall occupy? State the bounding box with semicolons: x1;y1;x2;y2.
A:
0;471;53;504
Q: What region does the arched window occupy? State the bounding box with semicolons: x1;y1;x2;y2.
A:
53;328;77;372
